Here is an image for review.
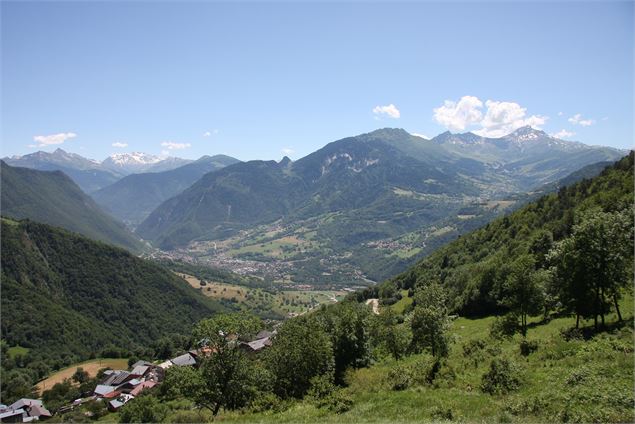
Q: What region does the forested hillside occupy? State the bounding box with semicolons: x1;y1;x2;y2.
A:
0;161;143;252
367;152;634;317
0;218;225;401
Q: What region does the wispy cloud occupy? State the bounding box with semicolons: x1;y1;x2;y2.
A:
568;113;595;127
161;141;191;150
203;129;219;137
112;142;128;148
33;132;77;147
281;147;294;155
433;96;548;137
372;104;401;119
550;129;575;139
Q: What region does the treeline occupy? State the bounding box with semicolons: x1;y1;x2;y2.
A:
354;153;634;325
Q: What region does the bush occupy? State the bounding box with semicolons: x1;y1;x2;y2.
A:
481;357;522;395
388;365;412;391
519;339;539;356
119;395;168;423
490;314;519;339
318;390;353;414
430;405;454;420
250;393;288;414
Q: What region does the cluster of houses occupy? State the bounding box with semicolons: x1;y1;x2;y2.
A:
0;399;52;423
91;330;276;411
91;360;163;412
0;329;277;422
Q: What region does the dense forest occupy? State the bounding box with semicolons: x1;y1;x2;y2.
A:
0;219;226;402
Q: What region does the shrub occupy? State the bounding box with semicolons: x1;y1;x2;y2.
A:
319;390;353;414
388;365;412;391
481;357;522;395
490;314;518;339
250;393;287;413
519;339;539;356
430;405;454;421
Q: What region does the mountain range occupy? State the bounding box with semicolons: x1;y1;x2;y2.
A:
91;155;240;226
2;149;193;192
1;127;625;284
136;127;624;250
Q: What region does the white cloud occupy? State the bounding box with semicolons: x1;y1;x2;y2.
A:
558;111;563;116
161;141;191;150
27;144;37;149
203;129;219;137
372;104;401;119
551;129;576;139
410;132;430;139
33;132;77;147
433;96;548;137
433;96;483;132
112;142;128;148
568;113;595;127
474;100;547;138
160;150;170;157
281;147;294;156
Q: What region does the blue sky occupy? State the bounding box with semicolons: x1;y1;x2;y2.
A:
1;1;633;161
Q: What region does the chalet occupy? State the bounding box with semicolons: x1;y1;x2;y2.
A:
94;385;120;399
169;353;197;367
129;381;157;397
0;399;51;422
107;394;134;412
239;329;275;353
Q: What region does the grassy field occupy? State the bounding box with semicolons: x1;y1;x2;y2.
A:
6;345;29;358
35;358;129;394
180;272;346;317
218;295;634;423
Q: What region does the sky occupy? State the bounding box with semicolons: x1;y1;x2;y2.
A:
1;0;633;161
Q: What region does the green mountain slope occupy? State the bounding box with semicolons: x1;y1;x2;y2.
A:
0;161;143;252
0;218;224;362
92;155;240;226
136;129;475;249
379;152;634;316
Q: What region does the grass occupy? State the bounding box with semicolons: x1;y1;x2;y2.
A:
390;290;413;314
6;345;29;358
220;294;634;423
35;358;129;395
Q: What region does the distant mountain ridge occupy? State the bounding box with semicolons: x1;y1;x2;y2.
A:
0;161;143;252
3;149;193;192
136;127;624;253
92;154;241;226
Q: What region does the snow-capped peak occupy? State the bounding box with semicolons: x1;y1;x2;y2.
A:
105;152;162;166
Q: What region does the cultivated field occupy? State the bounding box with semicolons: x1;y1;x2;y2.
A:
35;358;129;394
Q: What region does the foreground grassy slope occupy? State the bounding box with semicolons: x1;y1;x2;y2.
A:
219;301;633;423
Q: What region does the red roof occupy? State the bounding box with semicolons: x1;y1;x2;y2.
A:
130;381;157;396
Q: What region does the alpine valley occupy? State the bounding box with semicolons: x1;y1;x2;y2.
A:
133;127;624;285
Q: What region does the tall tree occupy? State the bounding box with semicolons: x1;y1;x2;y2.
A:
264;316;334;399
411;281;450;358
500;255;546;336
549;209;634;328
164;313;265;418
